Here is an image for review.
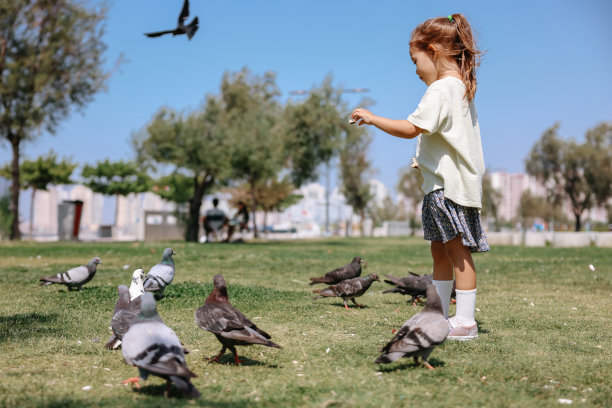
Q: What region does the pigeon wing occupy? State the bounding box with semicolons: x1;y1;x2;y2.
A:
147;263;174;286
178;0;190;25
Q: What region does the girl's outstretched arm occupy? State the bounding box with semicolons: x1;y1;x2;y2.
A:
351;108;422;140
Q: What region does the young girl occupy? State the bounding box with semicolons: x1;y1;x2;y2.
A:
351;13;488;340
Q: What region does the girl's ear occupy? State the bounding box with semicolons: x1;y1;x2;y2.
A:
427;43;438;59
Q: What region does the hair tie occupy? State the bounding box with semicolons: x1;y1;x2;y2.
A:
448;15;454;22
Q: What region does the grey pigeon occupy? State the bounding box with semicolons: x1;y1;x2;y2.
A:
143;248;175;300
39;257;101;291
309;256;365;285
144;0;199;40
375;283;450;369
122;292;200;398
312;273;380;309
194;274;281;365
383;273;456;305
104;285;142;350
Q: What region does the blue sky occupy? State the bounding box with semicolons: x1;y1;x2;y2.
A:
1;0;611;194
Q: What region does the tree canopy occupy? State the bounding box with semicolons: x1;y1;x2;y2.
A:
0;0;112;239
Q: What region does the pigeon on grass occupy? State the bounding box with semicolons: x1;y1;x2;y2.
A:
309;256;366;285
383;273;456;305
375;284;450;369
39;257;101;291
122;293;200;398
312;273;380;309
143;248;175;300
194;274;281;365
129;268;146;301
144;0;199;40
104;285;141;350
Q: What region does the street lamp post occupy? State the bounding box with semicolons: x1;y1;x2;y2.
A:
288;87;370;235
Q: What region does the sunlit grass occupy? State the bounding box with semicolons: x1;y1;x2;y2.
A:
0;237;610;407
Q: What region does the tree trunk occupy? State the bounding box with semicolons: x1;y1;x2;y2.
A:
186;173;213;242
9;135;20;240
250;183;259;238
574;211;582;232
30;188;37;239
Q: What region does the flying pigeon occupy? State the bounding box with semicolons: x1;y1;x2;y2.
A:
104;285;142;350
122;292;200;398
39;257;101;291
375;283;450;369
312;273;380;309
194;274;281;365
143;248;175;300
129;268;146;301
382;273;456;305
144;0;199;40
309;256;365;285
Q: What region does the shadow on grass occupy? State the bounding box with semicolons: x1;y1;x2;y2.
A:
203;354;279;368
0;312;59;343
376;356;446;372
319;301;372;310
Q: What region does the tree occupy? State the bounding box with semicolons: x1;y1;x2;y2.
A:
226;177;301;233
583;123;612;207
0;0;113;239
133;101;230;242
526;123;599;231
220;68;283;238
519;190;567;230
368;196;401;228
338;125;374;232
0;151;76;238
282;76;346;187
81;159;150;227
396;166;424;235
151;173;194;206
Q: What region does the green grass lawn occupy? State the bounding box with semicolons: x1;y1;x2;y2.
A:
0;237;610;407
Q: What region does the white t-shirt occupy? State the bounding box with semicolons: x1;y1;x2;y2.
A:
407;77;485;209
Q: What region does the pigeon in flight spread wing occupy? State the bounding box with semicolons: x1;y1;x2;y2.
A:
375;284;450;369
383;273;456;305
143;248;175;300
309;256;365;285
313;273;380;309
144;0;199;40
122;292;200;398
39;257;101;291
104;285;142;350
195;274;281;365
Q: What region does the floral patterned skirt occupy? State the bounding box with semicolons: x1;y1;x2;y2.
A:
421;189;490;253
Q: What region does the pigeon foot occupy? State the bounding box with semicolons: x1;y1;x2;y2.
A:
122;377;141;389
422;361;435;370
233;354;244;365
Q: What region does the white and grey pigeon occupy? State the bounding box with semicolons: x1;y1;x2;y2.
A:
104;285;141;350
39;257;102;291
122;292;200;398
129;268;146;301
375;283;450;369
143;248;176;300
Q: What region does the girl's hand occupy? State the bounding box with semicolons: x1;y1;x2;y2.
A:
351;108;376;126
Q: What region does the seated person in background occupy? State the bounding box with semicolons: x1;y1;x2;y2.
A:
225;201;249;242
202;198;228;241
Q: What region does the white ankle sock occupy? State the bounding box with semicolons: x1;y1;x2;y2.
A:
432;280;454;319
455;288;477;325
